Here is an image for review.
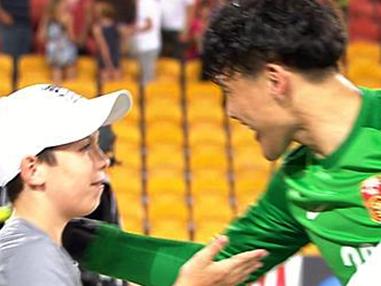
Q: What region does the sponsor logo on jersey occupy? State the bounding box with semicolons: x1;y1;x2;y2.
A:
360;175;381;223
306;211;320;220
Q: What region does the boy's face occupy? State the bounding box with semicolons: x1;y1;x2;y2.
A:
43;132;109;218
222;72;297;161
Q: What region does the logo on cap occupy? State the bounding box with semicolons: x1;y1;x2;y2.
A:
42;84;82;103
361;175;381;223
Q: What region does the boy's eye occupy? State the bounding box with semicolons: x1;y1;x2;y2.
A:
80;143;91;152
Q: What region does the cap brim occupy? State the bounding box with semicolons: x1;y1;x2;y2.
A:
43;89;133;148
90;90;133;126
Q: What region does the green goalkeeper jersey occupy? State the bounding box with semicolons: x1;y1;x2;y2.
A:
74;86;381;286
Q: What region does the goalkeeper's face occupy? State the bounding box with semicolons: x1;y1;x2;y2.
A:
222;71;297;161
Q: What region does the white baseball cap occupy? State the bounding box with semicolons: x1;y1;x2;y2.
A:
0;84;132;187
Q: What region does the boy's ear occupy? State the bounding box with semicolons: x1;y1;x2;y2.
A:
20;156;46;188
265;63;291;102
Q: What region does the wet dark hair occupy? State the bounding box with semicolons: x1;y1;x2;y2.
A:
203;0;347;81
5;148;57;203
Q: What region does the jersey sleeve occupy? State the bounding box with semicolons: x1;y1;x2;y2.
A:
69;170;309;286
216;169;310;282
64;219;204;286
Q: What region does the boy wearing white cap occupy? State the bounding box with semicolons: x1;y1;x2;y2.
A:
0;84;267;286
0;84;131;286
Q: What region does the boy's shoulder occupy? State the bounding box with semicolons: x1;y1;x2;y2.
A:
0;218;58;262
0;218;81;285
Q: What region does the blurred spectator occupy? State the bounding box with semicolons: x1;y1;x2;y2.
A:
190;0;211;80
92;1;123;82
109;0;136;24
0;0;32;58
133;0;161;85
187;0;209;59
38;0;78;83
66;0;94;54
160;0;195;59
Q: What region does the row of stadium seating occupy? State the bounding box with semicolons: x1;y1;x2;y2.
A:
0;54;203;96
1;40;380;97
0;40;379;250
105;80;273;242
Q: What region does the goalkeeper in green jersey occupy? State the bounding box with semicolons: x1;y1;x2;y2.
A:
2;0;381;285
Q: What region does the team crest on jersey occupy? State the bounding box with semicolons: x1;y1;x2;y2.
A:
360;175;381;223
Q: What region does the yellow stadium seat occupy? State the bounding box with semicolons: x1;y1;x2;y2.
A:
121;105;140;124
188;122;226;146
17;54;50;88
235;192;256;214
114;140;142;169
230;118;258;145
191;168;227;181
234;165;272;183
147;144;184;169
193;213;233;243
145;92;180;109
193;190;232;213
121;58;139;82
192;191;231;210
148;187;185;202
186;60;201;82
113;121;141;145
187;101;224;123
233;144;269;171
186;82;223;105
109;168;144;233
145;100;182;123
194;220;227;243
149;194;188;220
234;167;271;212
234;171;269;196
190;144;228;170
149;218;189;240
108;165;142;195
347;41;381;63
191;170;230;196
145;81;180;98
147;168;186;196
146;120;184;146
231;133;259;151
0;54;13;96
144;82;181;122
76;56;97;81
156;58;181;82
302;244;320;256
60;79;97;98
17;55;97;89
347;58;381;88
116;190;144;233
192;177;233;234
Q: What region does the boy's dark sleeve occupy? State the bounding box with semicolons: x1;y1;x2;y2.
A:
63;218;204;286
63;171;310;286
